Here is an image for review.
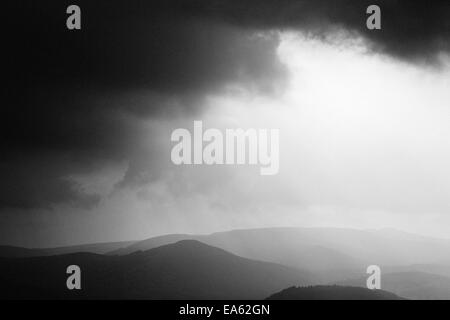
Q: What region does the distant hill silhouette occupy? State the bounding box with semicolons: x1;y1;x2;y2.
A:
0;246;37;258
108;229;364;281
108;227;450;282
0;241;136;258
4;228;450;281
385;264;450;279
2;227;450;299
266;285;403;300
109;234;196;255
337;271;450;300
0;240;313;299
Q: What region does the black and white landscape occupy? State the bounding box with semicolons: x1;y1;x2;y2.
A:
1;227;450;299
2;0;450;300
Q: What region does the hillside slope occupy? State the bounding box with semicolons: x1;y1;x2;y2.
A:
267;285;403;300
0;240;313;299
337;271;450;300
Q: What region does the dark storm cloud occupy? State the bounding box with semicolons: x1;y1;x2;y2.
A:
0;155;101;209
3;0;449;209
4;0;287;154
188;0;450;63
3;0;285;209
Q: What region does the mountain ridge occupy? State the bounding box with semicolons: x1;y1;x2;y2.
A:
266;285;404;300
0;240;314;299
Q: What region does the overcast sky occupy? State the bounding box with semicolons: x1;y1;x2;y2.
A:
2;0;450;247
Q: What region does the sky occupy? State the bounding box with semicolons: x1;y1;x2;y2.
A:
2;0;450;247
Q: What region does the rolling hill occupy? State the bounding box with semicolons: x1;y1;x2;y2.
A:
0;241;136;258
2;227;450;299
266;285;403;300
0;240;314;299
336;271;450;300
4;228;449;280
108;227;450;282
